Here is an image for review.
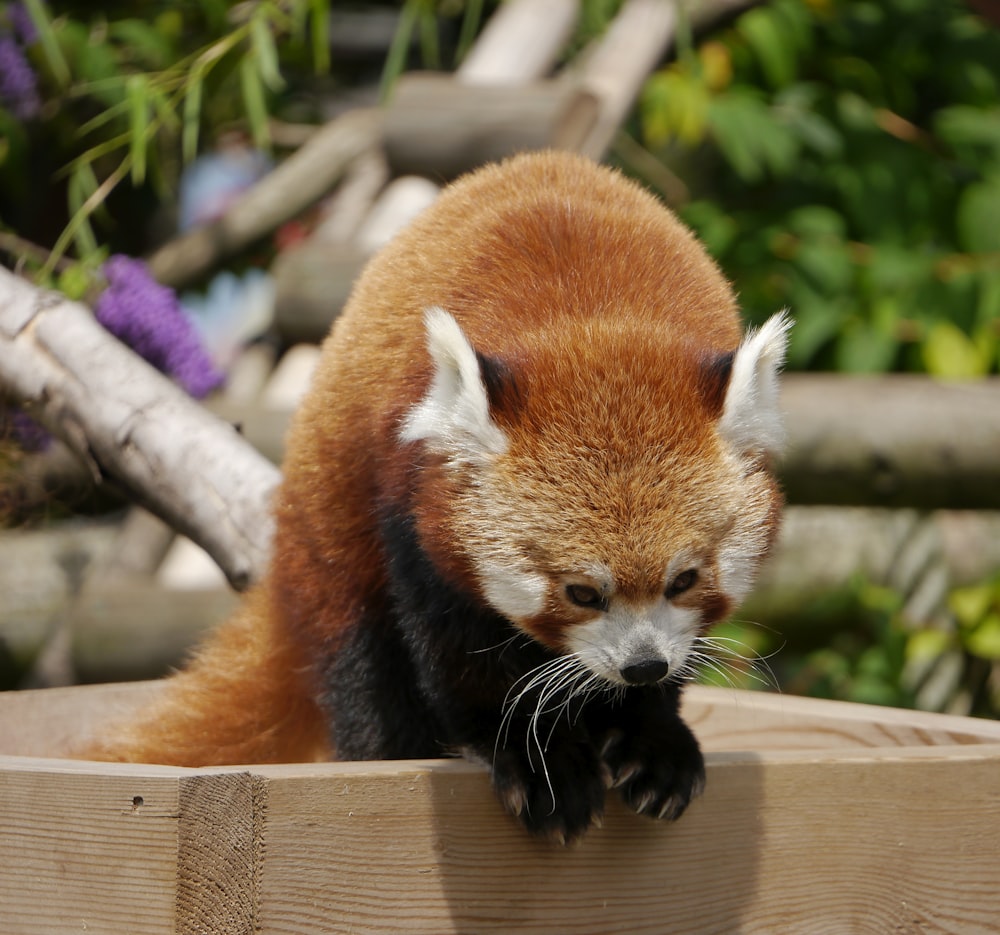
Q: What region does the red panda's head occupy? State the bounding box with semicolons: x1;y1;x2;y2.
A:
401;307;790;688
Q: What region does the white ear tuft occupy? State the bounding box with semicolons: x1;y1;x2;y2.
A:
400;307;509;461
718;312;792;456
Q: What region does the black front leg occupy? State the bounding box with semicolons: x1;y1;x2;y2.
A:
479;705;609;845
588;684;706;822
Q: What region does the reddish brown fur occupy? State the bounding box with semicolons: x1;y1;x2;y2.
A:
82;152;771;767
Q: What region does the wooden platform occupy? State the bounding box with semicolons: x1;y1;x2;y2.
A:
1;682;999;934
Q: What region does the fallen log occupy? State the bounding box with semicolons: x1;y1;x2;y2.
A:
780;374;1000;510
383;75;599;179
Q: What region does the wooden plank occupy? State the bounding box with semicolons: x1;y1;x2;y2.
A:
176;770;260;935
0;758;258;935
0;681;165;757
685;685;1000;751
2;704;999;933
0;758;185;934
4;681;1000;760
248;746;1000;934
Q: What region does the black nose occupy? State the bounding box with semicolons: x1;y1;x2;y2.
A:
620;658;670;685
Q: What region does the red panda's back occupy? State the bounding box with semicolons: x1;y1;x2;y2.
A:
296;151;740;451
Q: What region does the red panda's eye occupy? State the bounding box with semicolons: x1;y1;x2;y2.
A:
666;569;698;599
566;584;605;610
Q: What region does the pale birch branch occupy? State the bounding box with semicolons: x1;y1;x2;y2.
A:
147;108;383;289
0;267;279;590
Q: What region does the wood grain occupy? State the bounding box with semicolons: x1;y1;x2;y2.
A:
249;748;1000;934
0;758;185;934
2;685;999;934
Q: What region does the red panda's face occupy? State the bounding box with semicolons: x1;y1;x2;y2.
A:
402;308;789;688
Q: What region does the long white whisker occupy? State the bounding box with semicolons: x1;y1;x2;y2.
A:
494;652;610;814
688;633;780;691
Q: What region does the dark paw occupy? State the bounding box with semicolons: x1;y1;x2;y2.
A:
601;723;706;822
491;742;607;845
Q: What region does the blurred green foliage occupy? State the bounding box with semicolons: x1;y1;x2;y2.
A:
0;0;329;277
637;0;1000;378
703;572;1000;719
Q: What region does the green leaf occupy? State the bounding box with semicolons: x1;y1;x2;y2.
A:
108;19;174;70
783;298;845;366
737;6;797;89
240;55;271;150
834;319;898;373
922;320;989;378
708;91;799;182
934;105;1000;155
957;178;1000;254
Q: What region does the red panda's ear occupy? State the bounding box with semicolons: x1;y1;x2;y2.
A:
399;307;510;462
717;312;792;457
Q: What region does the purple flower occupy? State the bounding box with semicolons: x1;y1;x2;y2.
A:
7;409;50;452
0;33;40;120
8;2;37;45
95;255;225;399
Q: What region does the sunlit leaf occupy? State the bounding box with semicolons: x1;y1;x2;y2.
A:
965;614;1000;661
949;582;995;627
641;69;710;146
56;263;93;302
922;320;989;378
906;628;953;663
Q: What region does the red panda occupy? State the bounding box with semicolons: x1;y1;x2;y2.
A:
83;150;789;844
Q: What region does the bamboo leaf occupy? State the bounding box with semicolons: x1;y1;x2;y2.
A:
127;75;150;186
240;55;271;149
21;0;71;87
418;3;440;70
310;0;331;74
380;0;420;100
454;0;484;64
182;73;204;163
251;11;286;91
67;164;100;258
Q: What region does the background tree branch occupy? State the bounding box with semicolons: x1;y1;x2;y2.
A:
0;267;278;590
